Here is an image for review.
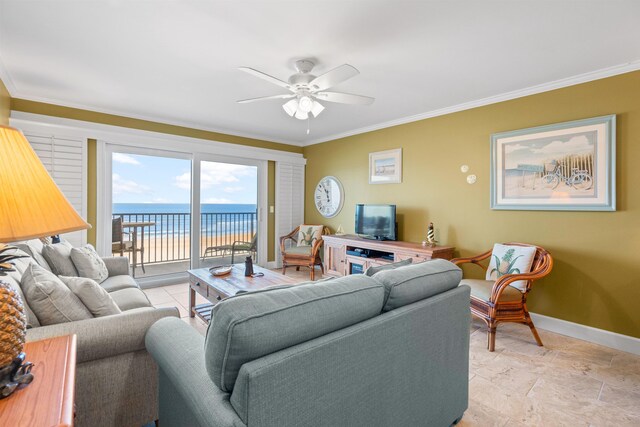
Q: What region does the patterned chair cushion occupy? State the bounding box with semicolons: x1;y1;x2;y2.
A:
486;244;536;292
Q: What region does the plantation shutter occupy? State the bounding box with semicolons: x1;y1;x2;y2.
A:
275;162;305;267
23;133;88;246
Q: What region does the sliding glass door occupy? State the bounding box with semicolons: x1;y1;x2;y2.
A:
196;159;260;269
103;145;267;283
110;150;192;279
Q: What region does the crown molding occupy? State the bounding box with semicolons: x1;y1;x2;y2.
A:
302;60;640;146
8;92;304;147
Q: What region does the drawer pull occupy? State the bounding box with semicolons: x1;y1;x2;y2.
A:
195;282;200;287
216;295;222;301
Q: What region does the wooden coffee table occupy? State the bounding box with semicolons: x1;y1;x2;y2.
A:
188;264;299;323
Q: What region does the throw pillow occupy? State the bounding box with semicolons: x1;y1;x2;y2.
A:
70;244;109;283
365;258;413;277
21;264;92;325
42;240;78;277
486;243;536;292
296;225;323;247
60;276;121;317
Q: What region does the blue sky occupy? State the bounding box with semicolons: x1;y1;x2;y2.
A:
112;153;257;204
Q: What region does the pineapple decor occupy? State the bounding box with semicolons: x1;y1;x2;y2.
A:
0;243;27;276
299;227;318;246
0;280;34;398
490;248;523;278
0;244;33;398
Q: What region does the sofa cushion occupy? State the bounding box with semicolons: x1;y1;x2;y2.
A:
42;241;78;277
486;243;536;292
365;258;412;277
101;275;139;293
109;288;153;311
372;259;462;312
21;263;92;325
206;274;384;392
462;279;523;302
60;276;122;317
14;240;52;271
70;244;109;283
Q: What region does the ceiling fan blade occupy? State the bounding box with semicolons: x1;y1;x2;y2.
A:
309;64;359;91
237;94;295;104
239;67;292;91
314;91;374;105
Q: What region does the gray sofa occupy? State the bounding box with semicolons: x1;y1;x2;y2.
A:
5;239;179;427
146;259;470;427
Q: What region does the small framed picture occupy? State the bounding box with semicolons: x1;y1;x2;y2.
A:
490;115;616;211
369;148;402;184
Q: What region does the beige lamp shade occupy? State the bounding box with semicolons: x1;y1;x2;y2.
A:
0;125;90;242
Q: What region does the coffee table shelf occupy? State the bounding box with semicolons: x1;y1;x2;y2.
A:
188;264;299;323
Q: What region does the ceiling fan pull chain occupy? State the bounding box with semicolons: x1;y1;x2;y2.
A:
307;117;310;135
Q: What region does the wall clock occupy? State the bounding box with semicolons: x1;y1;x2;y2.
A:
314;176;344;218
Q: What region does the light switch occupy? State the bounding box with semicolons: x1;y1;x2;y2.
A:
269;205;274;214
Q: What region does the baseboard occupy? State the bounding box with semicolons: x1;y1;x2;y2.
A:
530;312;640;355
138;271;189;289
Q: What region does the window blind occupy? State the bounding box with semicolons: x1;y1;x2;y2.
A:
275;162;305;267
24;133;88;247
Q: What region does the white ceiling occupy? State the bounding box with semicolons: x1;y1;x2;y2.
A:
1;1;639;146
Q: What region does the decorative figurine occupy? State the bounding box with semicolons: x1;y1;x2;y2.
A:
0;280;34;398
335;224;345;235
425;222;437;247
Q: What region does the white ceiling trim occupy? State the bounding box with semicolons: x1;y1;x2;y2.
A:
10;111;306;165
303;60;640;146
4;90;303;147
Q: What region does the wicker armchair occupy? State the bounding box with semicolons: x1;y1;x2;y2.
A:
280;226;330;280
451;243;553;351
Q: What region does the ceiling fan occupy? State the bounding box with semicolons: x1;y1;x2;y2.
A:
237;59;374;121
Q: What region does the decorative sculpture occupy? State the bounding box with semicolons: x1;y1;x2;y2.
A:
0;281;34;398
424;222;437;247
0;244;33;398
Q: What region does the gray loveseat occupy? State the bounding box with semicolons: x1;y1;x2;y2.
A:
146;259;470;427
5;239;179;427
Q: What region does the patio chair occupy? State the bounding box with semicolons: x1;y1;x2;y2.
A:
202;233;257;264
112;216;145;274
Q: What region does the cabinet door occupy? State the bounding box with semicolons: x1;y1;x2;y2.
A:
395;252;431;264
324;243;346;277
346;256;369;275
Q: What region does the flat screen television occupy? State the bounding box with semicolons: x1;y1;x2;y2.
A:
355;204;397;241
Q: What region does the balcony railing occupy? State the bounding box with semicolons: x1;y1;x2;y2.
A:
112;211;257;265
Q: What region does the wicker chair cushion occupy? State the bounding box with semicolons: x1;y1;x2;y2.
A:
283;246;313;256
461;279;523;302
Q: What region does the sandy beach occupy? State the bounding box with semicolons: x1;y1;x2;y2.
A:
112;231;254;265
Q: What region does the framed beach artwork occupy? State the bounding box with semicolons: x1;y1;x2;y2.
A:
490;115;616;211
369;148;402;184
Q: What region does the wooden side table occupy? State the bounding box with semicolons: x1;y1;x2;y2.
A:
0;334;77;427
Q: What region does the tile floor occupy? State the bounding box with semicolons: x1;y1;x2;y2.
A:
144;268;640;426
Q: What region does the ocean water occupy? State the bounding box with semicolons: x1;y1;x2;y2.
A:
113;203;257;236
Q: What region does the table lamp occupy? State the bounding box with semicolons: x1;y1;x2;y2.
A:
0;125;90;398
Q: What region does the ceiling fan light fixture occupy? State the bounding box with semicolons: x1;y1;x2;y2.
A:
297;95;313;113
294;110;309;120
282;99;298;117
310;100;325;118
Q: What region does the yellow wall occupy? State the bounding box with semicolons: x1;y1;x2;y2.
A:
0;78;10;126
303;71;640;338
11;99;301;258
